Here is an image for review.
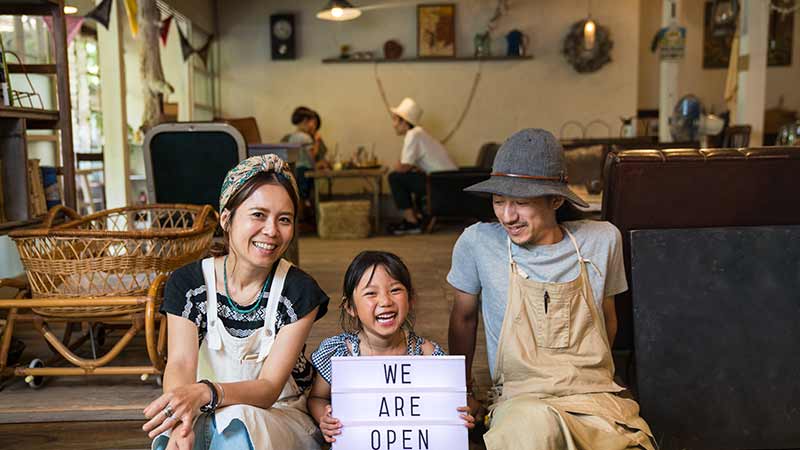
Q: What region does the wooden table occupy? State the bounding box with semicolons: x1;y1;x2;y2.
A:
306;167;387;233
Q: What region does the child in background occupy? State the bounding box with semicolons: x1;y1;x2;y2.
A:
307;251;474;443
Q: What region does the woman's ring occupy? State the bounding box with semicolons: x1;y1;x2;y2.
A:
163;404;174;418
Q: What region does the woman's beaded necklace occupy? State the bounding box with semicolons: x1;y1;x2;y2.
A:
223;255;271;315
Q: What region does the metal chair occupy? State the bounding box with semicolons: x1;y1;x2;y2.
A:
144;122;246;210
721;124;752;148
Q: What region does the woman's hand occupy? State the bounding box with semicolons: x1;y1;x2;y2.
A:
318;404;342;443
165;430;195;450
458;406;476;429
143;383;211;439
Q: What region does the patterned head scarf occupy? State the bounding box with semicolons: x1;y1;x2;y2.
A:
219;154;299;212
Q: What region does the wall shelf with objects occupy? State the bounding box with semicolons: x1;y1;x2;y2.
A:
0;1;76;235
321;55;533;64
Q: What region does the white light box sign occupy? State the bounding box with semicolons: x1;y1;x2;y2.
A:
331;355;468;450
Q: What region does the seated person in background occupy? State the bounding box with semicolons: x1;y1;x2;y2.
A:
307;250;474;443
387;97;457;235
311;110;331;170
283;106;324;204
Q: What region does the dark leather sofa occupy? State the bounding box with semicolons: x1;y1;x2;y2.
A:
602;146;800;352
425;143;499;230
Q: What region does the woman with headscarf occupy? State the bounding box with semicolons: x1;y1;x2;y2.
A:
144;155;328;450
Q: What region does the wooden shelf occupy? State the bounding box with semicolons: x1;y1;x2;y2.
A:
0;1;75;236
7;64;57;75
25;134;58;143
0;107;60;129
0;2;59;16
322;55;534;64
0;216;46;236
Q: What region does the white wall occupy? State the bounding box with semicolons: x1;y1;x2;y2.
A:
217;0;641;166
638;0;800;114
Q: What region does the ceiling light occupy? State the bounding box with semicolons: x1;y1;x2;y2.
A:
317;0;362;21
64;5;78;14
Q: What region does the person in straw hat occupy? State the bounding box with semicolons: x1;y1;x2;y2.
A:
387;97;457;235
447;129;655;450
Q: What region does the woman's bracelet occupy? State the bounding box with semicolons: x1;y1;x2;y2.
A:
198;379;218;413
214;382;225;409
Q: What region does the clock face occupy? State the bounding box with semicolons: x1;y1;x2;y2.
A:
273;20;292;40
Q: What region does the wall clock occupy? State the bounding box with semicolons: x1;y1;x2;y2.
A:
270;14;296;60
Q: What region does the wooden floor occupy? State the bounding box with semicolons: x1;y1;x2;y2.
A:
0;228;490;449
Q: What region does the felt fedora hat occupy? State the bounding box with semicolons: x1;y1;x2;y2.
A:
390;97;423;125
465;128;588;208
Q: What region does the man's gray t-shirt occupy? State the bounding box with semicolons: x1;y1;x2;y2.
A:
447;220;627;378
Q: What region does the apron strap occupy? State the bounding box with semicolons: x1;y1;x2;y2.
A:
201;257;223;350
563;227;602;278
257;258;292;360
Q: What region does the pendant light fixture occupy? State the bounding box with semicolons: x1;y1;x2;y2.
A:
317;0;362;21
583;0;596;50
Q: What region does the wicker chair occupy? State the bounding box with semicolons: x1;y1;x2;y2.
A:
0;204;217;385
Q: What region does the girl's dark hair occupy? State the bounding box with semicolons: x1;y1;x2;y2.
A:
340;251;416;333
213;171;299;257
291;106;315;126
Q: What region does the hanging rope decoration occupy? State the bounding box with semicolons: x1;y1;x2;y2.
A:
562;19;613;73
373;62;483;144
770;0;800;15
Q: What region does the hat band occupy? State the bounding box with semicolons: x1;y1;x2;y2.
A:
491;171;568;183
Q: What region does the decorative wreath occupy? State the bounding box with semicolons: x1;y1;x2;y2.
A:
562;19;614;73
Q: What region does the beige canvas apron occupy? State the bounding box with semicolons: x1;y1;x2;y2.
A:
153;257;320;450
483;229;655;450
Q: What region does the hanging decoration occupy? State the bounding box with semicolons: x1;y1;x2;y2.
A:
177;24;193;60
562;19;613;73
651;0;686;61
770;0;800;15
159;15;173;46
85;0;113;29
176;24;214;66
124;0;139;37
42;16;84;46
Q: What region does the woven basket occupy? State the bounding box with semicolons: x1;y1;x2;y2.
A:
10;204;218;317
317;200;371;239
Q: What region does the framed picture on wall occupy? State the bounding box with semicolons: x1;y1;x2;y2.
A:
703;0;795;69
767;8;793;66
702;1;734;68
417;4;456;57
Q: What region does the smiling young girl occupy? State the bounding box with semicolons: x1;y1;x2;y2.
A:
307;251;474;443
143;155;328;450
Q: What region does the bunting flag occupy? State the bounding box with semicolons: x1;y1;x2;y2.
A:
85;0;113;29
43;16;85;46
177;24;193;60
159;15;173;46
123;0;139;37
176;24;214;66
196;35;214;67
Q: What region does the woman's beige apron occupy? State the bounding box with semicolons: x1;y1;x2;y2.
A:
153;257;320;450
484;229;655;450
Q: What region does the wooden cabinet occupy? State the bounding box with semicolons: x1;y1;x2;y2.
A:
0;1;75;234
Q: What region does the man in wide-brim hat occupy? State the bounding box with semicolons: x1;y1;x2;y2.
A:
387;97;457;235
447;129;655;450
